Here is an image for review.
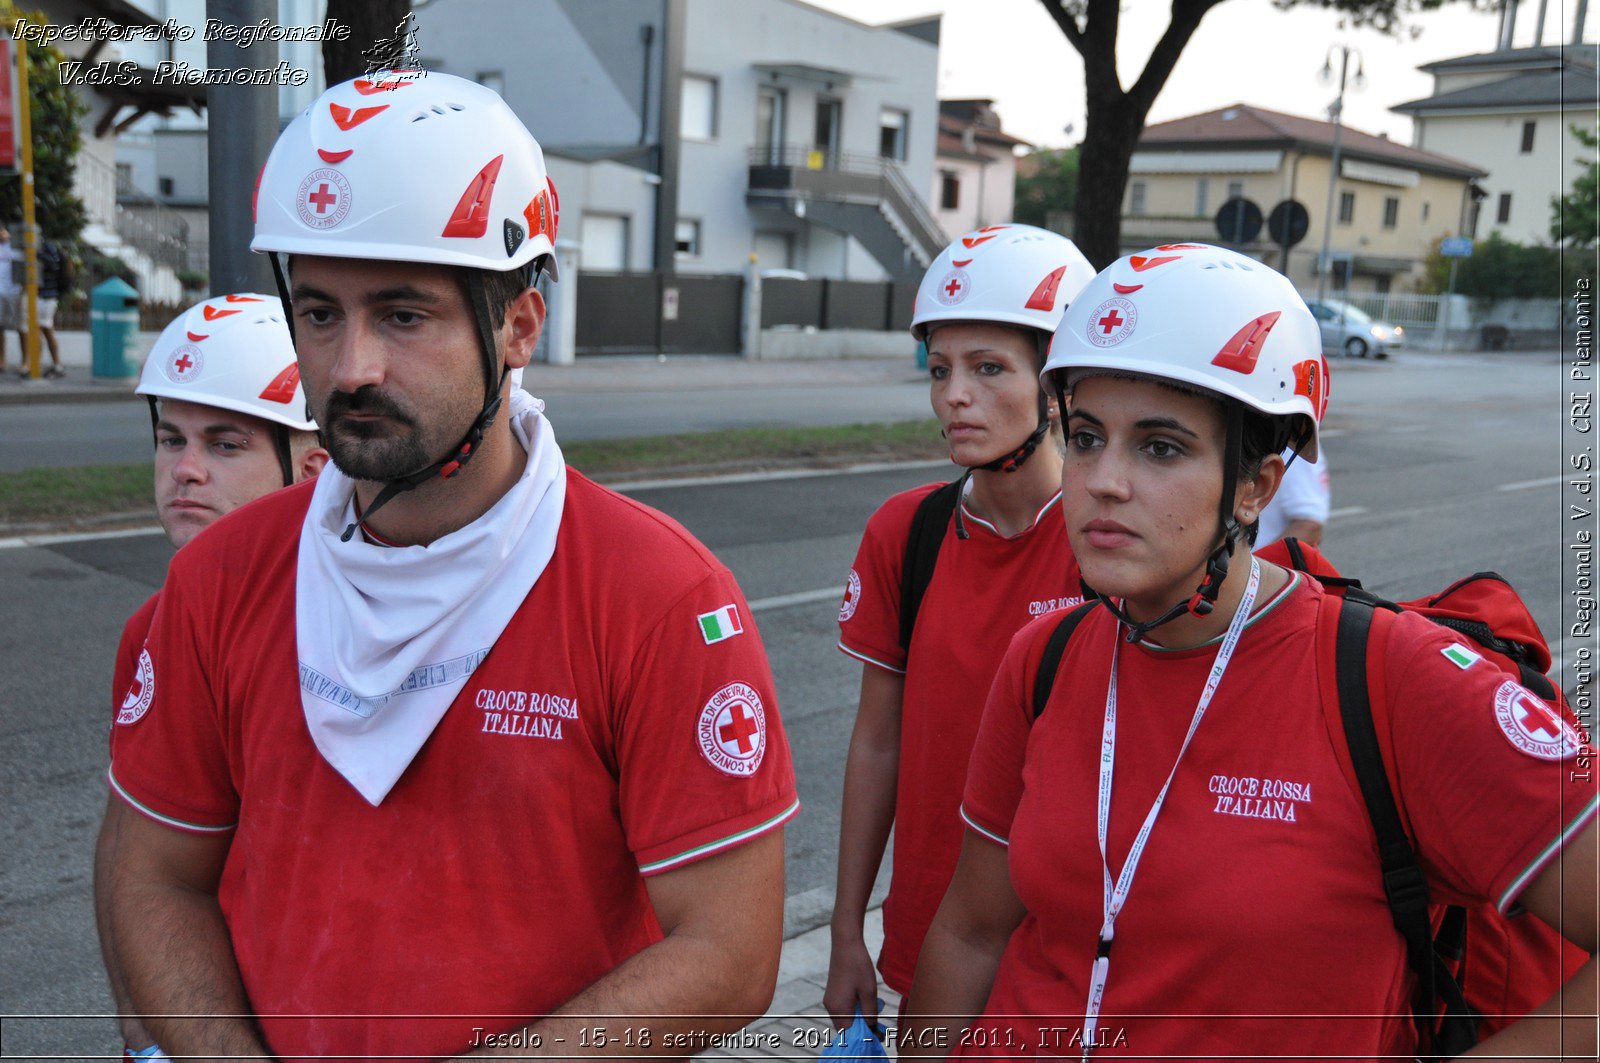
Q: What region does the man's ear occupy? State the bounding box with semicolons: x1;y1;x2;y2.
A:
298;445;331;481
1234;452;1285;527
501;286;546;373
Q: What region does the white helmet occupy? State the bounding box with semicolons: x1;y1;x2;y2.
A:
1042;243;1326;460
137;293;313;432
251;70;559;278
911;224;1095;340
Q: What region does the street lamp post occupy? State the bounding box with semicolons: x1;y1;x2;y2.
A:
1314;46;1363;306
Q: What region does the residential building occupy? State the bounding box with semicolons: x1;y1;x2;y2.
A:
413;0;944;280
1392;43;1598;245
1123;103;1485;294
933;98;1028;236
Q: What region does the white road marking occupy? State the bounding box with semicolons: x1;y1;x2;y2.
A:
749;587;844;612
0;525;163;550
610;458;951;493
1497;475;1566;492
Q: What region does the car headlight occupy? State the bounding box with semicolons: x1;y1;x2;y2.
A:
1371;327;1390;340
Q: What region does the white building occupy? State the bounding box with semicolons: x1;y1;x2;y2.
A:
412;0;945;281
1392;44;1598;245
932;98;1027;237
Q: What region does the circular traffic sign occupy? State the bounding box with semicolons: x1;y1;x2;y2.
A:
1214;197;1263;245
1267;200;1311;249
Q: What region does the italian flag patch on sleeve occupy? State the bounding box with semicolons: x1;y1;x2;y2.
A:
698;604;744;644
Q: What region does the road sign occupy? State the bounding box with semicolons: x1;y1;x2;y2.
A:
1267;200;1310;249
1214;197;1263;245
1441;237;1474;258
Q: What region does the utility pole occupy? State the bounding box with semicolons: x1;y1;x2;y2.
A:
1314;46;1362;306
206;0;279;295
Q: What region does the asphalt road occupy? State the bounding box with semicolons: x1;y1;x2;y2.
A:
1;349;1587;1056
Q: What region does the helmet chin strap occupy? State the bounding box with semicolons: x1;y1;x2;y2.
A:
1081;403;1246;643
952;386;1052;540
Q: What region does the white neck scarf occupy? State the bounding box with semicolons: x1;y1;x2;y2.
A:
295;389;567;805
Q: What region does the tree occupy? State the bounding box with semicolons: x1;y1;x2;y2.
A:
1014;147;1080;230
1039;0;1456;268
0;2;89;243
1550;123;1597;248
1419;232;1559;298
322;0;413;86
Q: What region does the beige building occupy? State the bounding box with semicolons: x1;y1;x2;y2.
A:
1122;104;1485;294
1392;44;1598;246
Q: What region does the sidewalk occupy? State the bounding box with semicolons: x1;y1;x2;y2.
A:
0;330;926;406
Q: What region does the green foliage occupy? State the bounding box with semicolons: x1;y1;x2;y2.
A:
176;269;208;290
1416;231;1588;298
1014;148;1079;229
1551;122;1598;248
0;3;89;242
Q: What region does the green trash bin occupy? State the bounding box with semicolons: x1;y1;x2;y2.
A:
91;277;142;378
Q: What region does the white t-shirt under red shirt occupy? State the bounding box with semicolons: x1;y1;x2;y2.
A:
838;481;1082;992
958;575;1596;1060
109;471;799;1061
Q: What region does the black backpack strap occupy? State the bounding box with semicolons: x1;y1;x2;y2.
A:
898;481;963;651
1031;601;1099;720
1334;596;1476;1059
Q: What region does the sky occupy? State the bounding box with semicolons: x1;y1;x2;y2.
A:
803;0;1597;149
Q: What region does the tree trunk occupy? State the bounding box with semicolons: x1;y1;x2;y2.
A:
1073;95;1142;269
323;0;413;86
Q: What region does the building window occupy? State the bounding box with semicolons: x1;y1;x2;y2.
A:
1194;177;1209;217
879;108;909;162
1130;181;1147;216
1227;180;1244;201
680;75;718;140
1382;196;1399;229
674;218;701;258
158;176;174;197
1375;274;1392;295
1337;191;1355;224
1421;201;1430;222
940;171;959;210
1497;192;1513;224
1520;120;1536;153
477;71;504;95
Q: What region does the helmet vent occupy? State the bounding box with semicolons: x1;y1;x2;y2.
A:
410;102;468;123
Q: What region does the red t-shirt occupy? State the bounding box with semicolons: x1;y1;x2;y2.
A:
109;471;799;1062
959;576;1596;1060
838;482;1082;992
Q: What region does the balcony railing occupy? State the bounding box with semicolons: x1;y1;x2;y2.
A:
747;144;945;260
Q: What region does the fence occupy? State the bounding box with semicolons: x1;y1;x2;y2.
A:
574;272;743;356
761;277;917;331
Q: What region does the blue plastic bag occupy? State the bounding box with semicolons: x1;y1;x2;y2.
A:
821;1006;889;1062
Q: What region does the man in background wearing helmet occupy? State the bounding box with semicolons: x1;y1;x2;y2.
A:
104;71;796;1062
94;293;325;1059
826;224;1094;1030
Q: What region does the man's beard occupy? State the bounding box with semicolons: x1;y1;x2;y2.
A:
322;387;435;481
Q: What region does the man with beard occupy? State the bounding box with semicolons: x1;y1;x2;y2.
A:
104;72;797;1061
95;294;326;1060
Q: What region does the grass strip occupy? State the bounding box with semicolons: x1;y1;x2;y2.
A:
0;418;947;529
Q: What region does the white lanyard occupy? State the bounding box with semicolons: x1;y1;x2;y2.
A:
1080;558;1261;1060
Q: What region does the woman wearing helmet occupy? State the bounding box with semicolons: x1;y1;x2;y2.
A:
900;244;1596;1060
826;225;1096;1029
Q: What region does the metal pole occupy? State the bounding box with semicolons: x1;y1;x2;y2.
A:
15;33;38;379
1438;258;1458;352
1315;49;1350;306
1575;0;1591;44
206;0;279;296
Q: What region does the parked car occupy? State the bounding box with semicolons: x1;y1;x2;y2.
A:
1305;299;1403;359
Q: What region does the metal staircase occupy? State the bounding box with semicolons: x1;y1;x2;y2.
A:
747;146;946;281
75;153;192;302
